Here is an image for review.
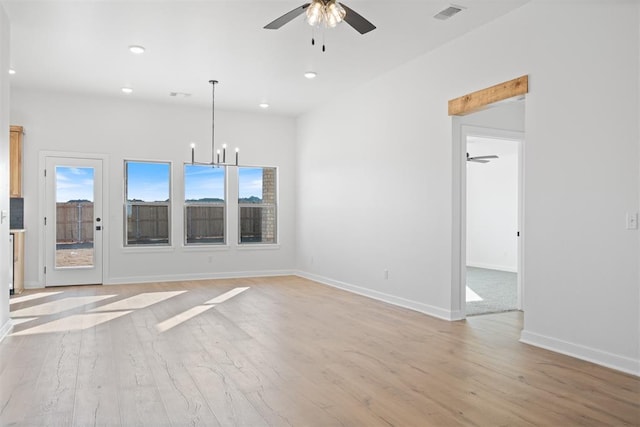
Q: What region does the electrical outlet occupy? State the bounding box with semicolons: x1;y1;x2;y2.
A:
627;212;638;230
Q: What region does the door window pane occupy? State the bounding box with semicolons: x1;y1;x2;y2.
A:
125;161;171;246
55;166;94;267
184;165;225;245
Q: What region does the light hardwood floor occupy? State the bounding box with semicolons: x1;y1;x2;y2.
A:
2;276;638;426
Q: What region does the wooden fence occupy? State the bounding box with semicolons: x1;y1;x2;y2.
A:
57;202;274;244
56;202;94;244
185;205;224;243
127;204;169;244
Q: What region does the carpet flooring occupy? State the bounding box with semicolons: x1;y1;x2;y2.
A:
466;266;517;316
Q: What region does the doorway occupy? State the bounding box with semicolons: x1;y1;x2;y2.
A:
44;156;104;286
465;135;521;316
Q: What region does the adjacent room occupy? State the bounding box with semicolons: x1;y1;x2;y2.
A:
0;0;638;425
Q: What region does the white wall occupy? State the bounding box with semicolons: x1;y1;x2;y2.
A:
297;0;639;374
0;4;11;341
466;137;519;272
10;88;297;287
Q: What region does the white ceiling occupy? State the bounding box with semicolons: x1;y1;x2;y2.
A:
3;0;529;116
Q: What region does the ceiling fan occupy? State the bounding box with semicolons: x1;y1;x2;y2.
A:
467;153;499;163
264;0;376;35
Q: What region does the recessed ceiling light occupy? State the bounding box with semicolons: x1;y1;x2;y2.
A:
259;103;270;109
8;68;16;75
121;87;133;94
304;71;317;79
128;45;146;54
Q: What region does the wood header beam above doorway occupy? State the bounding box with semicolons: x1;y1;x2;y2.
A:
448;75;528;116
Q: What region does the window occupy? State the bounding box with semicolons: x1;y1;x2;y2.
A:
238;167;277;244
184;165;225;245
125;161;171;246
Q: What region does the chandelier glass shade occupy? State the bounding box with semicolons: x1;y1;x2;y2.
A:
305;0;346;28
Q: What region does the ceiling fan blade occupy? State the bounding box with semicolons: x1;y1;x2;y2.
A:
468;159;490;163
339;3;376;34
264;4;310;29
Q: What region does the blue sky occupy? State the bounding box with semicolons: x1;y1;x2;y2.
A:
238;167;264;199
127;162;170;202
57;163;267;203
56;166;94;202
185;165;225;200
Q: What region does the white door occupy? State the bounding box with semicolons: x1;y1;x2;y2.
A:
45;157;103;286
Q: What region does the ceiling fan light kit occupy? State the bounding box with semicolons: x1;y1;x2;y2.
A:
306;0;346;28
189;80;240;167
264;0;377;49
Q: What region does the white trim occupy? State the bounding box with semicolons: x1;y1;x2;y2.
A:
0;318;13;342
452;124;525;318
297;271;463;321
520;329;640;377
105;269;296;285
39;151;110;287
235;244;280;251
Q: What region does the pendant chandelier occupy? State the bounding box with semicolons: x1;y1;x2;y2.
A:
189;80;239;167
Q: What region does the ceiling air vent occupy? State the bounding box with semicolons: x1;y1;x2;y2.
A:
434;5;464;20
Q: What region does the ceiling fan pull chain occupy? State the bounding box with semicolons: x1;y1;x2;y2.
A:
322;29;326;52
311;27;315;45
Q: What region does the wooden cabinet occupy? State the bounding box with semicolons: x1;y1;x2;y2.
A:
11;230;25;294
10;125;23;197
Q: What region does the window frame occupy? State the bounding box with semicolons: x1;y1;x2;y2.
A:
183;164;227;246
124;160;172;247
237;166;278;245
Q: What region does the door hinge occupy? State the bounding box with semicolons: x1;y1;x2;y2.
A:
44;217;47;226
44;266;46;274
44;169;47;177
517;231;520;237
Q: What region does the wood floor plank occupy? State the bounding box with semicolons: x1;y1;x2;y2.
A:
3;276;639;426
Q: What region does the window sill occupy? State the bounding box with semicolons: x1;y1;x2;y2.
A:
236;244;280;251
182;244;230;252
122;246;175;254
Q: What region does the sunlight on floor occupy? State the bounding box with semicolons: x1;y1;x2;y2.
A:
156;305;214;333
466;286;483;302
10;291;64;305
12;311;133;335
10;287;252;336
11;295;116;317
89;291;186;312
205;287;249;304
157;287;250;333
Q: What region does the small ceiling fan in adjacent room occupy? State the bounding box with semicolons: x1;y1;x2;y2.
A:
467;153;499;163
264;0;376;51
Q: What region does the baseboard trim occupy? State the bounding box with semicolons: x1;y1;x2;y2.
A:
520;329;640;377
296;271;459;321
105;269;296;285
0;318;13;343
